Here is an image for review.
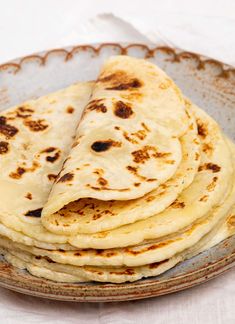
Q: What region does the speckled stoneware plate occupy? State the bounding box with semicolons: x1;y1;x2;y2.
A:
0;43;234;302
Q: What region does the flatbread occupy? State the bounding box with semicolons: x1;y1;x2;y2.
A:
41;106;200;235
0;83;93;247
0;223;75;250
67;104;234;248
2;212;234;283
0;81;190;247
0;162;234;268
0;100;232;257
42;55;189;219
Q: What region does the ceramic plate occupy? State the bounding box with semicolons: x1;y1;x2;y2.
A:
0;43;234;302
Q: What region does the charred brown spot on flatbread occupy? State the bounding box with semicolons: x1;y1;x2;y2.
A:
153;152;172;158
25;208;43;217
40;147;61;163
121;92;142;101
146;195;155;202
92;213;103;220
92;209;114;220
99;70;142;90
197;119;208;138
95;250;116;257
123;124;150;144
132;145;171;164
88;184;129;192
97;177;108;186
57;172;74;183
132;148;151;164
47;174;57;181
18;106;34;113
66;106;74;114
149;259;169;269
9;167;26;179
16;106;34;118
198;163;221;173
123;131;138;144
9;161;40;179
159;184;167;191
91;140;121;152
44;256;56;263
24;119;48;132
107;79;142;90
86;99;107;113
138;127;150;139
199;195;209;202
25;192;32;200
126;165;147;181
71;140;80;148
170;200;185;208
35;256;55;263
93;168;104;176
110;268;135;275
207;176;218;192
30;162;41;171
125;239;182;256
127;166;143;178
41;147;57;153
46;152;60;163
141;122;150;132
91;141;112;152
0;116;18;138
0;141;9;154
104;251;116;257
114;101;133;119
86;268;104;276
202;143;213;154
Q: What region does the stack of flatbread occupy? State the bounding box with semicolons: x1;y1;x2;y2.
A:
0;56;234;283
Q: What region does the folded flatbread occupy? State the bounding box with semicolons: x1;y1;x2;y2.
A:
42;56;190;225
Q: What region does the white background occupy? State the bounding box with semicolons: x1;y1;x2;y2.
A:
0;1;234;323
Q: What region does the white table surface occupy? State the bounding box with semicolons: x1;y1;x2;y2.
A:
0;1;234;323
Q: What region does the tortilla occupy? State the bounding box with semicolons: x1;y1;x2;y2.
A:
42;55;189;220
67;104;234;248
0;103;232;253
2;212;234;283
41;106;200;235
0;82;93;247
0;159;234;268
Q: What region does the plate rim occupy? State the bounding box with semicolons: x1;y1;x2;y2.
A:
0;42;234;78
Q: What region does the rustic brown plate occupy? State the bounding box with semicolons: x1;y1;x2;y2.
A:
0;43;234;302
